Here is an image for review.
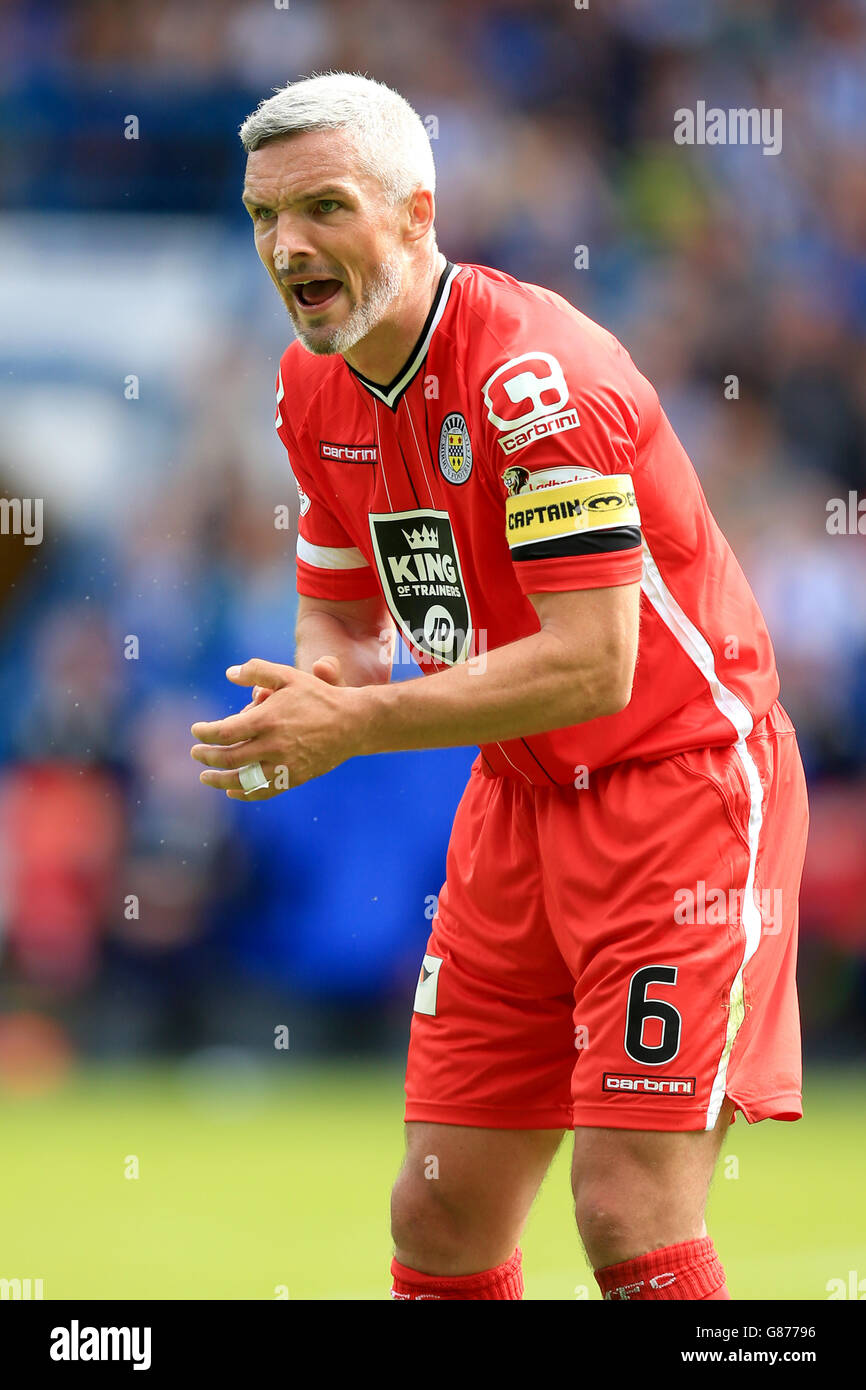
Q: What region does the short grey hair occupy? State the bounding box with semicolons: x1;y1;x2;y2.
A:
239;71;436;205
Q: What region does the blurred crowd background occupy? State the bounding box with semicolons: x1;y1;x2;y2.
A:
1;0;865;1086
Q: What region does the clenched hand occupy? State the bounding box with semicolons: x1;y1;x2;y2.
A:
190;656;359;799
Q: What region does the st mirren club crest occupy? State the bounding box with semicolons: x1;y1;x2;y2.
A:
368;508;473;665
438;412;473;485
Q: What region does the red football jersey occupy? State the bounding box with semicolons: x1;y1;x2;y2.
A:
275;260;782;786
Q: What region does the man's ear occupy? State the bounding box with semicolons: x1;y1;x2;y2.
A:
405;186;436;244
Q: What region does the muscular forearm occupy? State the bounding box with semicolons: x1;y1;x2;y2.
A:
351;624;633;755
193;587;638;797
295;609;393;687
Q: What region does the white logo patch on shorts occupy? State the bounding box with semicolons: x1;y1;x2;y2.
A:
413;954;444;1016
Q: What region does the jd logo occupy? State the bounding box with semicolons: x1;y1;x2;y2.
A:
369;509;473;664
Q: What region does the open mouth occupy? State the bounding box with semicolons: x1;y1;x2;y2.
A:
291;278;343;311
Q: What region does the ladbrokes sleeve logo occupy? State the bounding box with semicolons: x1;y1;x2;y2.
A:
502;463;601;497
505;474;640;548
369;509;474;664
482;352;580;455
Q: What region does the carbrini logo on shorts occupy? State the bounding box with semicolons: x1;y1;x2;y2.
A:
603;1073;696;1096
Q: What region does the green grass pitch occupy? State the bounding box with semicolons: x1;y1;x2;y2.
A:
1;1063;863;1300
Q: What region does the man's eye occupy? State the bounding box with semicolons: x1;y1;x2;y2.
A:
253;207;275;222
316;199;341;213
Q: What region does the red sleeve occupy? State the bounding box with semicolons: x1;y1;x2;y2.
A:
275;368;381;601
513;547;644;594
470;305;645;595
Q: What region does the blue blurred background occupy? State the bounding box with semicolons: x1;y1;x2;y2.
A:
1;0;865;1085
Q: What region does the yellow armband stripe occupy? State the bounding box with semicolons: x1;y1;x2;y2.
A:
505;475;640;549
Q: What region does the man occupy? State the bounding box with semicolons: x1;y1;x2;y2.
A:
190;72;809;1301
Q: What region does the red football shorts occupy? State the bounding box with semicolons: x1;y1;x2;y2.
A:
405;703;809;1132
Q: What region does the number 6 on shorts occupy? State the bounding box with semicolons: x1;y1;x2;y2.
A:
624;965;682;1065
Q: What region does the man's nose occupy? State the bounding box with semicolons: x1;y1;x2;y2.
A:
272;210;317;271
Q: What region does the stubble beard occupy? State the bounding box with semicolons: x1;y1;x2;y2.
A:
289;254;404;357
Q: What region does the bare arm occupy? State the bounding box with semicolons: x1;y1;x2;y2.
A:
352;582;640;755
190;582;641;796
295;593;395;686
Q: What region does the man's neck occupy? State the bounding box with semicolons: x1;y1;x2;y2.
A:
342;250;448;384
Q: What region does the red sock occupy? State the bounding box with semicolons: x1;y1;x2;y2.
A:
595;1236;728;1301
390;1248;523;1300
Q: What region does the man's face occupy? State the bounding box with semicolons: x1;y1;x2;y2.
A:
242;128;405;355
